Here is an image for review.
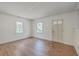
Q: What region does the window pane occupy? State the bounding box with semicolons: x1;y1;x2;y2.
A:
16;22;23;33
53;21;57;24
58;21;62;24
37;22;43;33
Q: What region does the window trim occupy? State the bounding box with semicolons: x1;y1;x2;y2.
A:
16;21;23;34
36;22;43;33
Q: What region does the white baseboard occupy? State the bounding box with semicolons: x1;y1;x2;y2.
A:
73;43;79;55
74;46;79;55
34;37;73;46
34;36;52;41
0;36;32;45
51;39;73;46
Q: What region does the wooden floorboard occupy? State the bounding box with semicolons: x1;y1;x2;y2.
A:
0;37;78;56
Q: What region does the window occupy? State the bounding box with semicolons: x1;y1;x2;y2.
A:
37;22;43;33
58;21;62;24
53;20;62;24
16;22;23;33
53;21;57;24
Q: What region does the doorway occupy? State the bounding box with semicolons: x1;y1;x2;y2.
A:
52;19;63;42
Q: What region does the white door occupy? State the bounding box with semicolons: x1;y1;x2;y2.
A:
52;20;63;42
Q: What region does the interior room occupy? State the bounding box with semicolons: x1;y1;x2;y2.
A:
0;2;79;56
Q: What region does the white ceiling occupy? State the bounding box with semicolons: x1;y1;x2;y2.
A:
0;2;78;19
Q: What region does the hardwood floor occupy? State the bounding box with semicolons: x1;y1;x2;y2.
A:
0;37;77;56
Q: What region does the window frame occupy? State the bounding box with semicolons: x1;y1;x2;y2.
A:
16;21;23;34
36;22;43;33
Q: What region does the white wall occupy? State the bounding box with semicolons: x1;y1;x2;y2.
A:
0;10;78;55
74;10;79;55
33;11;76;45
33;17;52;41
52;11;76;45
0;12;32;44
